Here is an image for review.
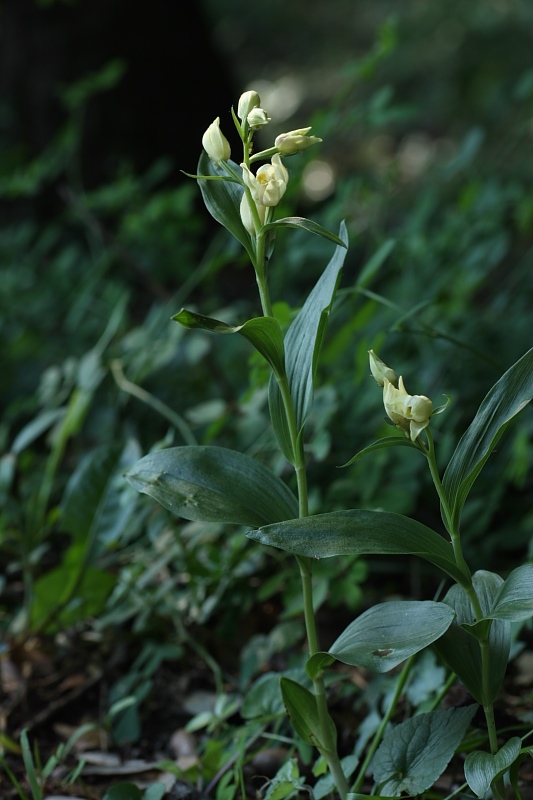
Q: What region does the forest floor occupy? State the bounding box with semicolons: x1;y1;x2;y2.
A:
2;625;533;800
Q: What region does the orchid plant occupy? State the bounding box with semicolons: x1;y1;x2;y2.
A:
126;89;533;798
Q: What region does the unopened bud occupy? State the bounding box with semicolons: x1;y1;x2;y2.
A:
247;107;271;130
202;117;231;163
240;192;265;236
369;350;398;387
237;90;261;121
275;127;322;155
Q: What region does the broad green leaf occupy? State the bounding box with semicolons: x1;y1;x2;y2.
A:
268;221;349;461
373;705;477;795
327;601;454;673
127;445;298;526
341;436;419;468
196;151;254;261
488;564;533;622
443;347;533;529
173;310;285;378
248;510;468;585
262;216;348;248
433;571;510;704
280;677;336;751
465;737;521;798
103;783;143;800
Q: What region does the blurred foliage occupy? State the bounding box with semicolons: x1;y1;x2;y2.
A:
1;0;533;765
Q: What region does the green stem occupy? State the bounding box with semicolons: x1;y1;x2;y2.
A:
252;197;346;797
297;553;349;798
480;637;505;800
278;367;346;795
427;669;457;712
249;145;278;164
254;231;273;318
424;430;471;583
351;656;415;794
424;433;504;796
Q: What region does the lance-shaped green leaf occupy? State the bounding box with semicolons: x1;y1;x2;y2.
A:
340;436;420;468
373;705;477;796
126;446;298;526
62;441;136;557
356;238;396;289
465;737;522;798
29;441;134;631
326;601;454;673
433;571;510;705
262;217;348;248
173;309;285;378
487;563;533;622
196;151;254;261
248;509;468;585
443;347;533;529
280;677;337;751
268;221;349;461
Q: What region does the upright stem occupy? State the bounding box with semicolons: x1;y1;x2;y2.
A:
255;232;273;318
253;218;347;798
424;430;471;582
425;431;505;797
285;421;347;796
297;553;349;798
480;639;505;799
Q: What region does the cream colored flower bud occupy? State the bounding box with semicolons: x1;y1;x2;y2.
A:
239;192;265;236
247;107;271;130
238;90;261;121
275;127;322;155
383;376;432;442
369;350;398;387
202;117;231;163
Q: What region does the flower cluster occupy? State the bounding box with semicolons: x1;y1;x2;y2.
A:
369;350;433;441
201;89;322;236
